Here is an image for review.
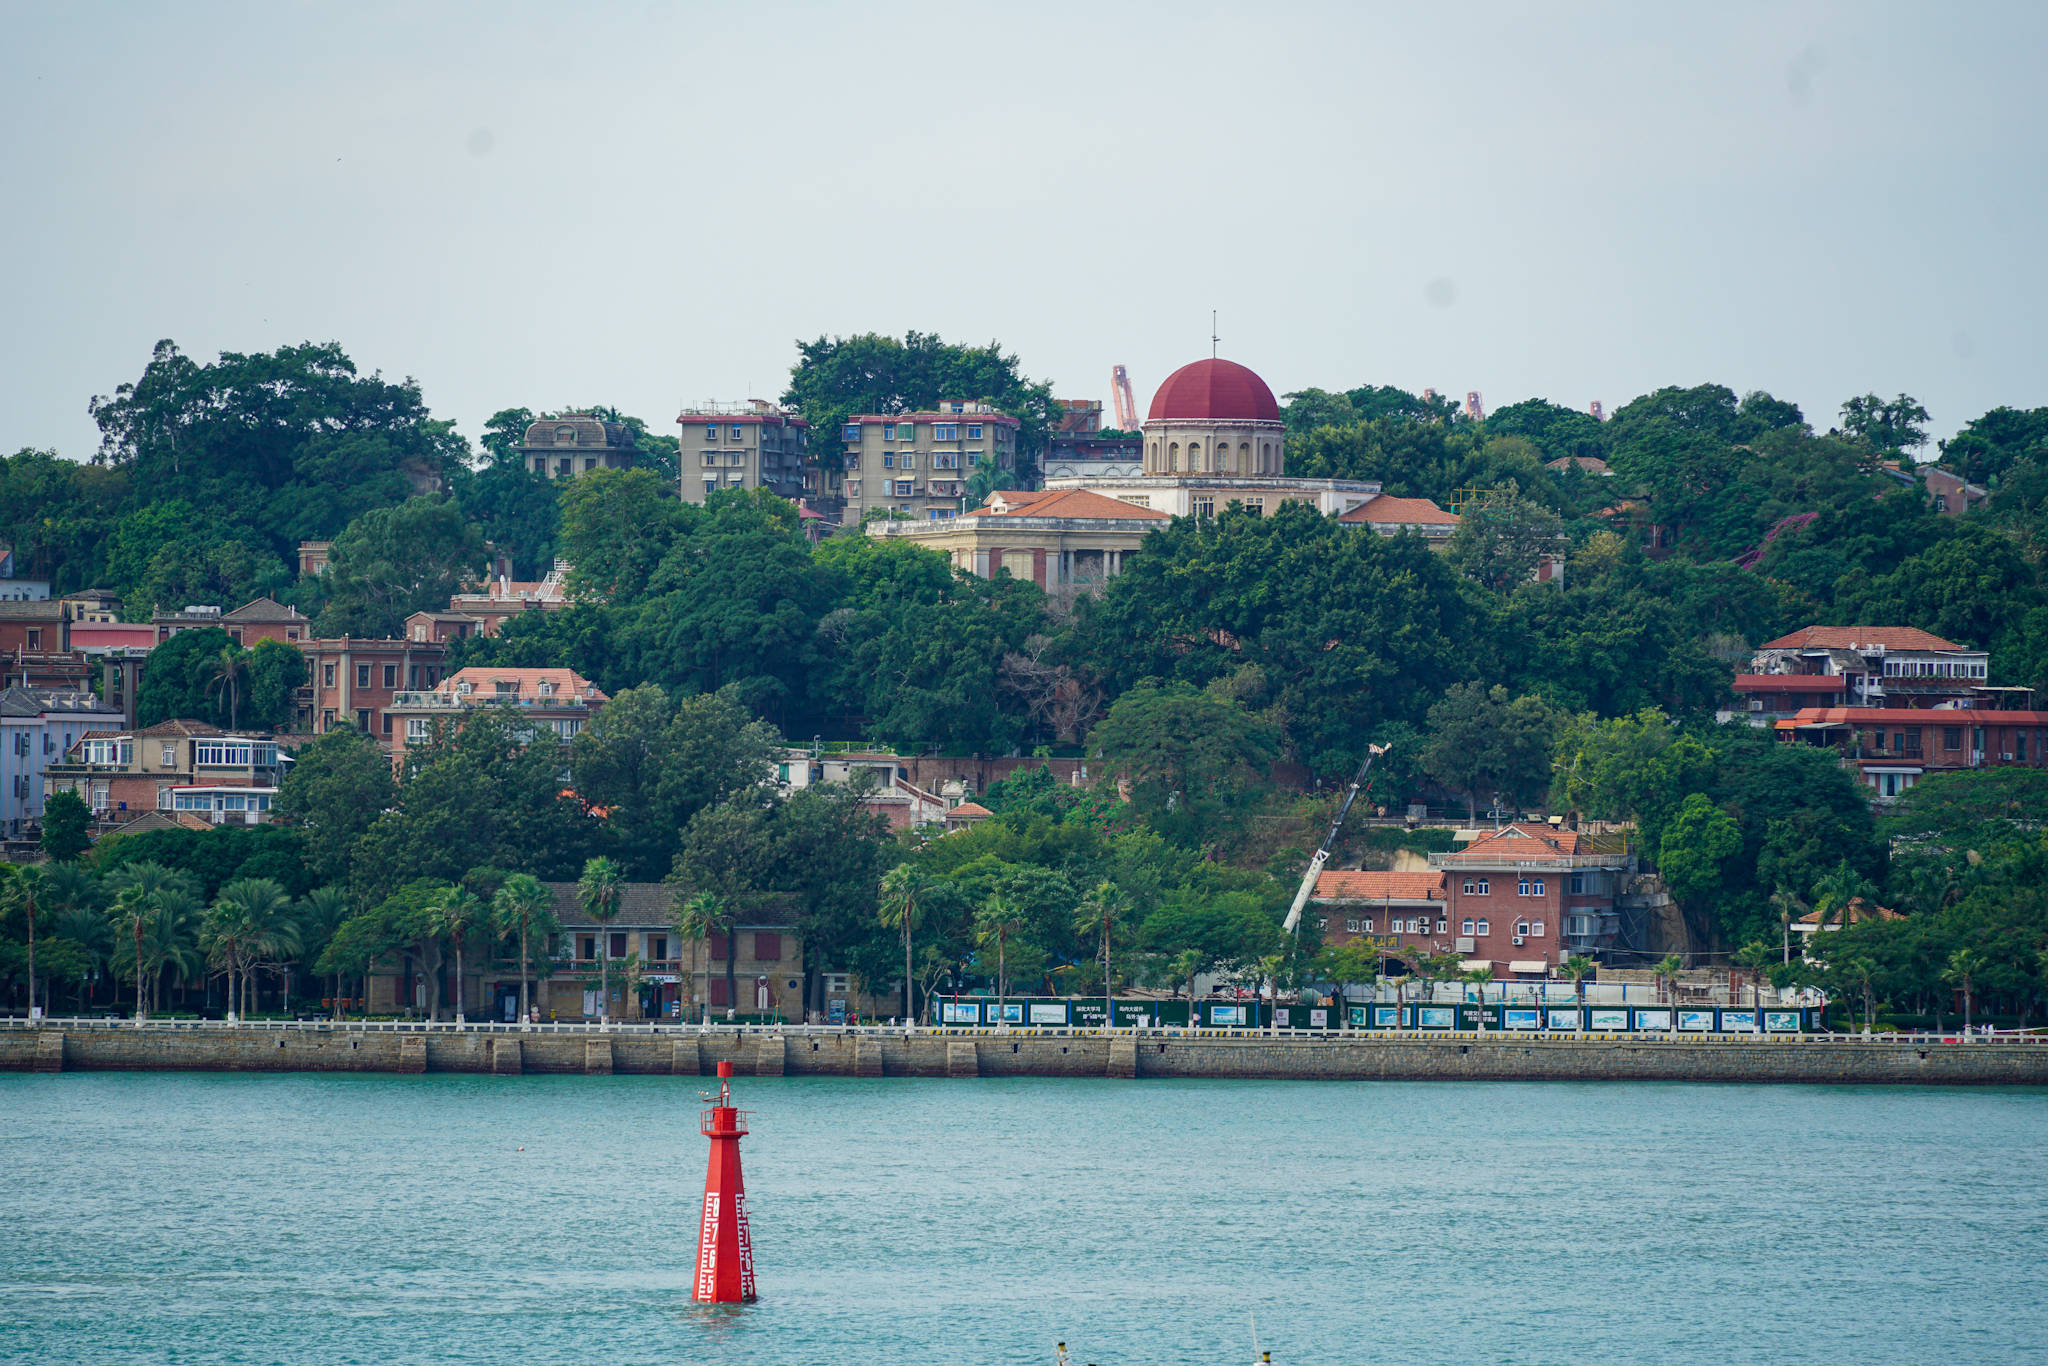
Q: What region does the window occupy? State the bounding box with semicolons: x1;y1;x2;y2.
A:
1944;728;1963;751
1532;921;1545;937
928;509;955;520
609;931;628;959
323;664;336;688
898;423;916;441
708;977;731;1008
578;935;596;961
320;710;335;731
841;424;860;442
895;480;913;496
1477;919;1490;936
1362;918;1374;933
900;454;916;470
382;712;393;736
882;453;894;469
1436;919;1448;934
1316;917;1327;931
406;718;430;741
1516;920;1530;936
1462;880;1475;894
1192;497;1215;519
1242;497;1264;516
933;452;960;469
1532;880;1544;896
1461;918;1475;935
354;709;372;731
25;628;41;650
195;741;258;767
1569;873;1584;895
1476;879;1489;895
730;425;743;440
729;452;744;466
1343;918;1358;933
754;932;781;961
967;424;982;439
1518;879;1531;896
881;424;895;440
355;664;371;689
382;664;397;689
934;423;958;440
707;932;730;961
556;459;572;476
702;453;719;467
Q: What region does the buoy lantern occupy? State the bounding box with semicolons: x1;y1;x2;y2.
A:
693;1060;757;1303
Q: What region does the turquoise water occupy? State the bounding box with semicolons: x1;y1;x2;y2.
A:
3;1074;2045;1364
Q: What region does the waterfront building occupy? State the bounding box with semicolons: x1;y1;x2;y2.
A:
838;403;1020;524
677;402;809;505
1;686;126;838
42;719;288;824
1776;705;2048;800
384;666;607;766
521;414;638;480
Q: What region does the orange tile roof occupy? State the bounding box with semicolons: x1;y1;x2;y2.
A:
1441;823;1580;861
947;801;994;818
1337;494;1460;526
1315;869;1446;900
1785;706;2048;726
977;488;1168;520
438;667;609;703
1759;625;1967;652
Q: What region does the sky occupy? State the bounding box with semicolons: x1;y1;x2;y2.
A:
4;0;2044;463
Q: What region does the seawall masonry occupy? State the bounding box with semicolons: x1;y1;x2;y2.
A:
5;1026;2047;1085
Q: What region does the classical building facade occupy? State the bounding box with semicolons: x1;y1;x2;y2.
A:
862;488;1167;589
522;414;638;480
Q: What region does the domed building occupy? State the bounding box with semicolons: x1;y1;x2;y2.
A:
1141;358;1286;476
1042;355;1384;520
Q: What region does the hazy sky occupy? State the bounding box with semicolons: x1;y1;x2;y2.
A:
4;1;2043;463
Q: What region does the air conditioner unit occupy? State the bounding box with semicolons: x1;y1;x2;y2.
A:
1512;936;1526;946
1456;937;1475;954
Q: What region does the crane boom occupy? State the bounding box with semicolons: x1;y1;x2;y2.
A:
1111;364;1139;431
1282;743;1388;934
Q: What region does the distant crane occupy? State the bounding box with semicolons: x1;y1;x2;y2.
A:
1283;743;1390;935
1111;365;1139;432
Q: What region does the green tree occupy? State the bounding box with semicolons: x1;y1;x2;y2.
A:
273;727;399;886
206;645;250;732
105;862;193;1022
202;877;298;1019
1075;880;1132;1032
1085;682;1281;845
1461;967;1494;1032
1;865;53;1017
245;639;308;731
315;497;485;639
1447;494;1565;591
1732;941;1775;1026
577;856;626;1023
430;885;487;1022
1653;954;1685;1008
1421;684;1557;819
1944;946;1984;1033
135;627;237;728
1838;392;1931;459
1562;953;1596;1014
41;790;91;863
557;469;691;604
975;894;1026;1012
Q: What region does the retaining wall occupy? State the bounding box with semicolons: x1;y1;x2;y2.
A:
5;1026;2046;1086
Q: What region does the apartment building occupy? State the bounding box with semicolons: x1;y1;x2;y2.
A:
384;666;607;765
521;414;638;480
839;403;1020;523
678;403;809;504
1;686;126;837
153;598;311;647
42;719;288;823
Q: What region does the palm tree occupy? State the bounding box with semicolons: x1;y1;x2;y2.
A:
675;891;734;1024
2;865;51;1019
1562;953;1596;1025
150;889;206;1015
1074;880;1130;1033
1733;941;1775;1030
1169;948;1203;1010
107;862;185;1024
1461;967;1494;1032
207;645;250;731
878;866;930;1023
431;887;486;1022
1944;947;1985;1034
974;894;1025;1023
204;878;297;1021
577;856;625;1023
1653;954;1684;1022
492;874;556;1025
1835;955;1880;1033
48;868;109;1008
1387;971;1412;1029
1768;885;1809;964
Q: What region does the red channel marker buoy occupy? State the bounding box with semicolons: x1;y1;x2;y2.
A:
693;1060;757;1303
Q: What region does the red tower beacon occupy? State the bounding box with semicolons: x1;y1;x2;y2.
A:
693;1060;757;1303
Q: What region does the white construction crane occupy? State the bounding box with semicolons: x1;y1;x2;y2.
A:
1282;743;1390;934
1110;364;1140;432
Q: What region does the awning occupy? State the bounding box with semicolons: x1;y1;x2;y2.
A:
1460;959;1493;972
1508;960;1549;975
644;974;678;984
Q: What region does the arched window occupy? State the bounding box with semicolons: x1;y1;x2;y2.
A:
1239;442;1252;473
1169;442;1180;471
1188;441;1202;472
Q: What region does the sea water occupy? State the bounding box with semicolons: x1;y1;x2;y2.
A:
2;1072;2044;1364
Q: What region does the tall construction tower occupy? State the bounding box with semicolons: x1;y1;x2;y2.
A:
1110;365;1140;432
1464;391;1486;422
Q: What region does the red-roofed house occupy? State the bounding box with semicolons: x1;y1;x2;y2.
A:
385;667;609;765
1777;706;2048;799
1427;824;1637;973
1731;624;2008;722
1310;870;1449;960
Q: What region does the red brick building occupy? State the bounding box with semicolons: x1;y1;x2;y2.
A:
1778;706;2048;799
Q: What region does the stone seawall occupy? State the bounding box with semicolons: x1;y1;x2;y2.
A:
5;1027;2047;1086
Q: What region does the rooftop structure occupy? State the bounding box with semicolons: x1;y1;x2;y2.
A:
522;414;638;480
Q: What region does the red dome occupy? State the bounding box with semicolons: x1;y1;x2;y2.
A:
1146;358;1281;423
